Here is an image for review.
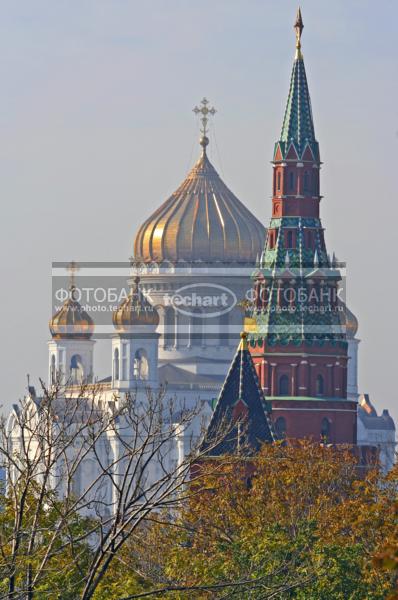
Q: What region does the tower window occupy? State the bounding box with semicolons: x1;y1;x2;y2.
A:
121;343;128;380
287;230;294;249
289;171;295;191
316;374;324;396
50;354;56;385
275;416;287;439
113;348;119;382
70;354;84;384
278;374;289;396
268;229;278;250
277;172;281;191
134;348;149;380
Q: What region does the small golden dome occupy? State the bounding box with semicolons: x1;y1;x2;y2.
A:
340;301;359;338
49;286;94;339
113;277;159;333
134;143;265;263
345;304;359;338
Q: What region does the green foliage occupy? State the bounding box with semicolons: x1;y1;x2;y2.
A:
144;442;398;599
0;486;93;599
0;443;396;599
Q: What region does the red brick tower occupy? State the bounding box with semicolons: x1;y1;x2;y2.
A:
245;9;356;444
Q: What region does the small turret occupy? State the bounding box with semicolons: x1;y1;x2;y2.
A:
48;262;95;386
111;277;160;389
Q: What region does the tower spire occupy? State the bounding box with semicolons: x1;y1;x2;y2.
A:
294;7;304;59
277;8;317;159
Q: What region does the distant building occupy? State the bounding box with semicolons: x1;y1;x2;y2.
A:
357;394;396;472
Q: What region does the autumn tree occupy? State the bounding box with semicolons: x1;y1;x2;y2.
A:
131;441;397;599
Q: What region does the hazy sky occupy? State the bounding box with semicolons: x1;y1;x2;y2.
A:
1;0;397;424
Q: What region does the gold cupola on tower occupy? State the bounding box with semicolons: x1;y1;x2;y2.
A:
134;99;265;264
49;262;94;339
113;276;159;333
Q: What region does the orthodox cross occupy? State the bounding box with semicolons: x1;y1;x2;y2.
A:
67;260;79;290
193;97;216;137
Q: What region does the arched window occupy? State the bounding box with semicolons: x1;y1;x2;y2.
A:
113;348;119;382
321;418;330;441
50;354;56;385
134;349;149;380
191;309;204;347
70;354;84;384
275;416;287;439
277;172;281;191
289;171;295;191
316;374;324;396
121;343;128;380
279;374;289;396
164;307;175;347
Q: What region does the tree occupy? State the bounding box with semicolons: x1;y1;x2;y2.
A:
0;379;225;600
135;441;397;599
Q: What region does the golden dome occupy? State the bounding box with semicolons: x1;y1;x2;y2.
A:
134;142;266;263
50;286;94;339
113;277;159;333
345;304;359;338
340;301;359;338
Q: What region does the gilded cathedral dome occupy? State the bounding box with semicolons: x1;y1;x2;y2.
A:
134;136;266;264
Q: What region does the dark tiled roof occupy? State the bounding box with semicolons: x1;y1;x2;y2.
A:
199;334;275;456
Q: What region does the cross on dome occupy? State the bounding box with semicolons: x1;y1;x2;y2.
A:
67;260;79;290
193;98;216;151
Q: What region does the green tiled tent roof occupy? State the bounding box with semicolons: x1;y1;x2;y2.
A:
276;56;320;162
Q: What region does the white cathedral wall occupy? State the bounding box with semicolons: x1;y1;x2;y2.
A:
137;270;250;375
6;391;205;518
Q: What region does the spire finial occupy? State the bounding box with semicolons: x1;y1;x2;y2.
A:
67;261;79;292
239;330;248;351
193;97;216;154
294;7;304;59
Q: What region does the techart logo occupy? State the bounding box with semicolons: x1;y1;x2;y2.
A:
164;284;237;318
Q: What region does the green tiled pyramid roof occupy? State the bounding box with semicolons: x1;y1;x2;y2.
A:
275;10;320;162
281;57;315;148
199;333;275;456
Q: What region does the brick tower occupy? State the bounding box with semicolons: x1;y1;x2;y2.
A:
245;9;357;444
